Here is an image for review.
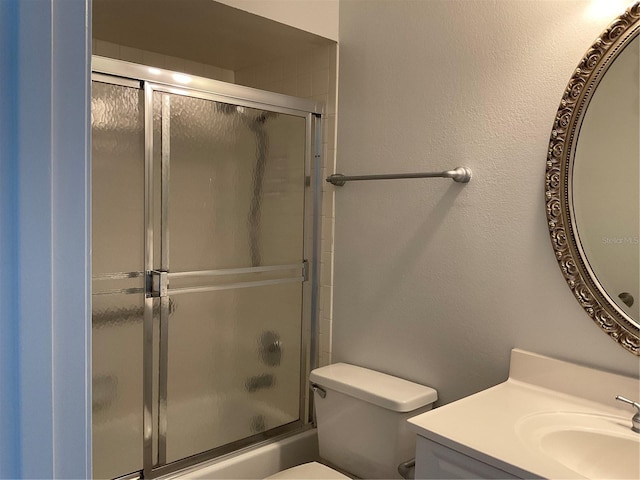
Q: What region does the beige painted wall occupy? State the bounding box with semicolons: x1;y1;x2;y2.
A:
216;0;339;41
333;0;639;406
92;39;236;82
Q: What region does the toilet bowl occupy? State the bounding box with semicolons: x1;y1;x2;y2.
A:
267;363;437;479
265;461;349;479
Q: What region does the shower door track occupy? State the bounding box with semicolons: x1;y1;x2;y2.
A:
92;56;323;479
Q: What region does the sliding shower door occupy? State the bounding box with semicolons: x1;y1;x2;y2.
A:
92;61;319;480
152;89;308;465
92;79;146;480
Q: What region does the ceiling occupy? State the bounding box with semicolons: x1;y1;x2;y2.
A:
93;0;332;71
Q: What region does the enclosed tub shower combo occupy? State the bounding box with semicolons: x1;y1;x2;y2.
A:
91;57;322;479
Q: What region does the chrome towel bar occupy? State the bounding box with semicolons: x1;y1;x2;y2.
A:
326;166;472;186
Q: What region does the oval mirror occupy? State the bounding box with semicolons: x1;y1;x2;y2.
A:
546;2;640;355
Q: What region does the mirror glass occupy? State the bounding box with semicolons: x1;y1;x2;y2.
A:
572;35;639;324
546;3;639;355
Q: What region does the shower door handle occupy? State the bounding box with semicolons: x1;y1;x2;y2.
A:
148;270;169;297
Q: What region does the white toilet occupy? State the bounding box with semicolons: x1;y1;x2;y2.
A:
267;363;438;479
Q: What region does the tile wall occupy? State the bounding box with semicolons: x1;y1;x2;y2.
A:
93;40;235;82
91;40;338;367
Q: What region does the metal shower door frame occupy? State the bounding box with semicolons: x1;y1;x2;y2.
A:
92;57;323;479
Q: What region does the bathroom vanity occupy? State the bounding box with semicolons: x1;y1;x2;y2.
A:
408;349;640;479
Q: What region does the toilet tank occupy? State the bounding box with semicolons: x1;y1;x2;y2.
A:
310;363;438;479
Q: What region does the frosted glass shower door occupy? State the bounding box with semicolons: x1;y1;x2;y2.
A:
91;80;145;479
92;59;318;478
152;91;309;464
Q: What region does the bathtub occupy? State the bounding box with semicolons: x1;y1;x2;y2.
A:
162;428;319;479
94;390;318;480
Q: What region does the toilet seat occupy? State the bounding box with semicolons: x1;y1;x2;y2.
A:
264;461;350;479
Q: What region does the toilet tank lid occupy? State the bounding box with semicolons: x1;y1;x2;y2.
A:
309;363;437;412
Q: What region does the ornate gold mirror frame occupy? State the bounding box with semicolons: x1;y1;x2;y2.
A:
546;2;640;355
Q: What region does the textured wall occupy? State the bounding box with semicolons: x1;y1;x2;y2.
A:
215;0;339;41
333;0;639;406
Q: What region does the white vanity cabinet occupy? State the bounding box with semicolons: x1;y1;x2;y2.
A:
415;436;520;479
408;349;640;480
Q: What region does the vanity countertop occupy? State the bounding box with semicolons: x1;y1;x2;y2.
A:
407;349;640;479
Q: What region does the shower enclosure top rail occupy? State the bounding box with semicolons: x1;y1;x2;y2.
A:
326;166;472;186
92;56;323;116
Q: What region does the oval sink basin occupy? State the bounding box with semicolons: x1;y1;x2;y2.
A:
517;412;640;479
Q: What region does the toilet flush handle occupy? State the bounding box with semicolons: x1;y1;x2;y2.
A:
311;384;326;399
397;458;415;479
